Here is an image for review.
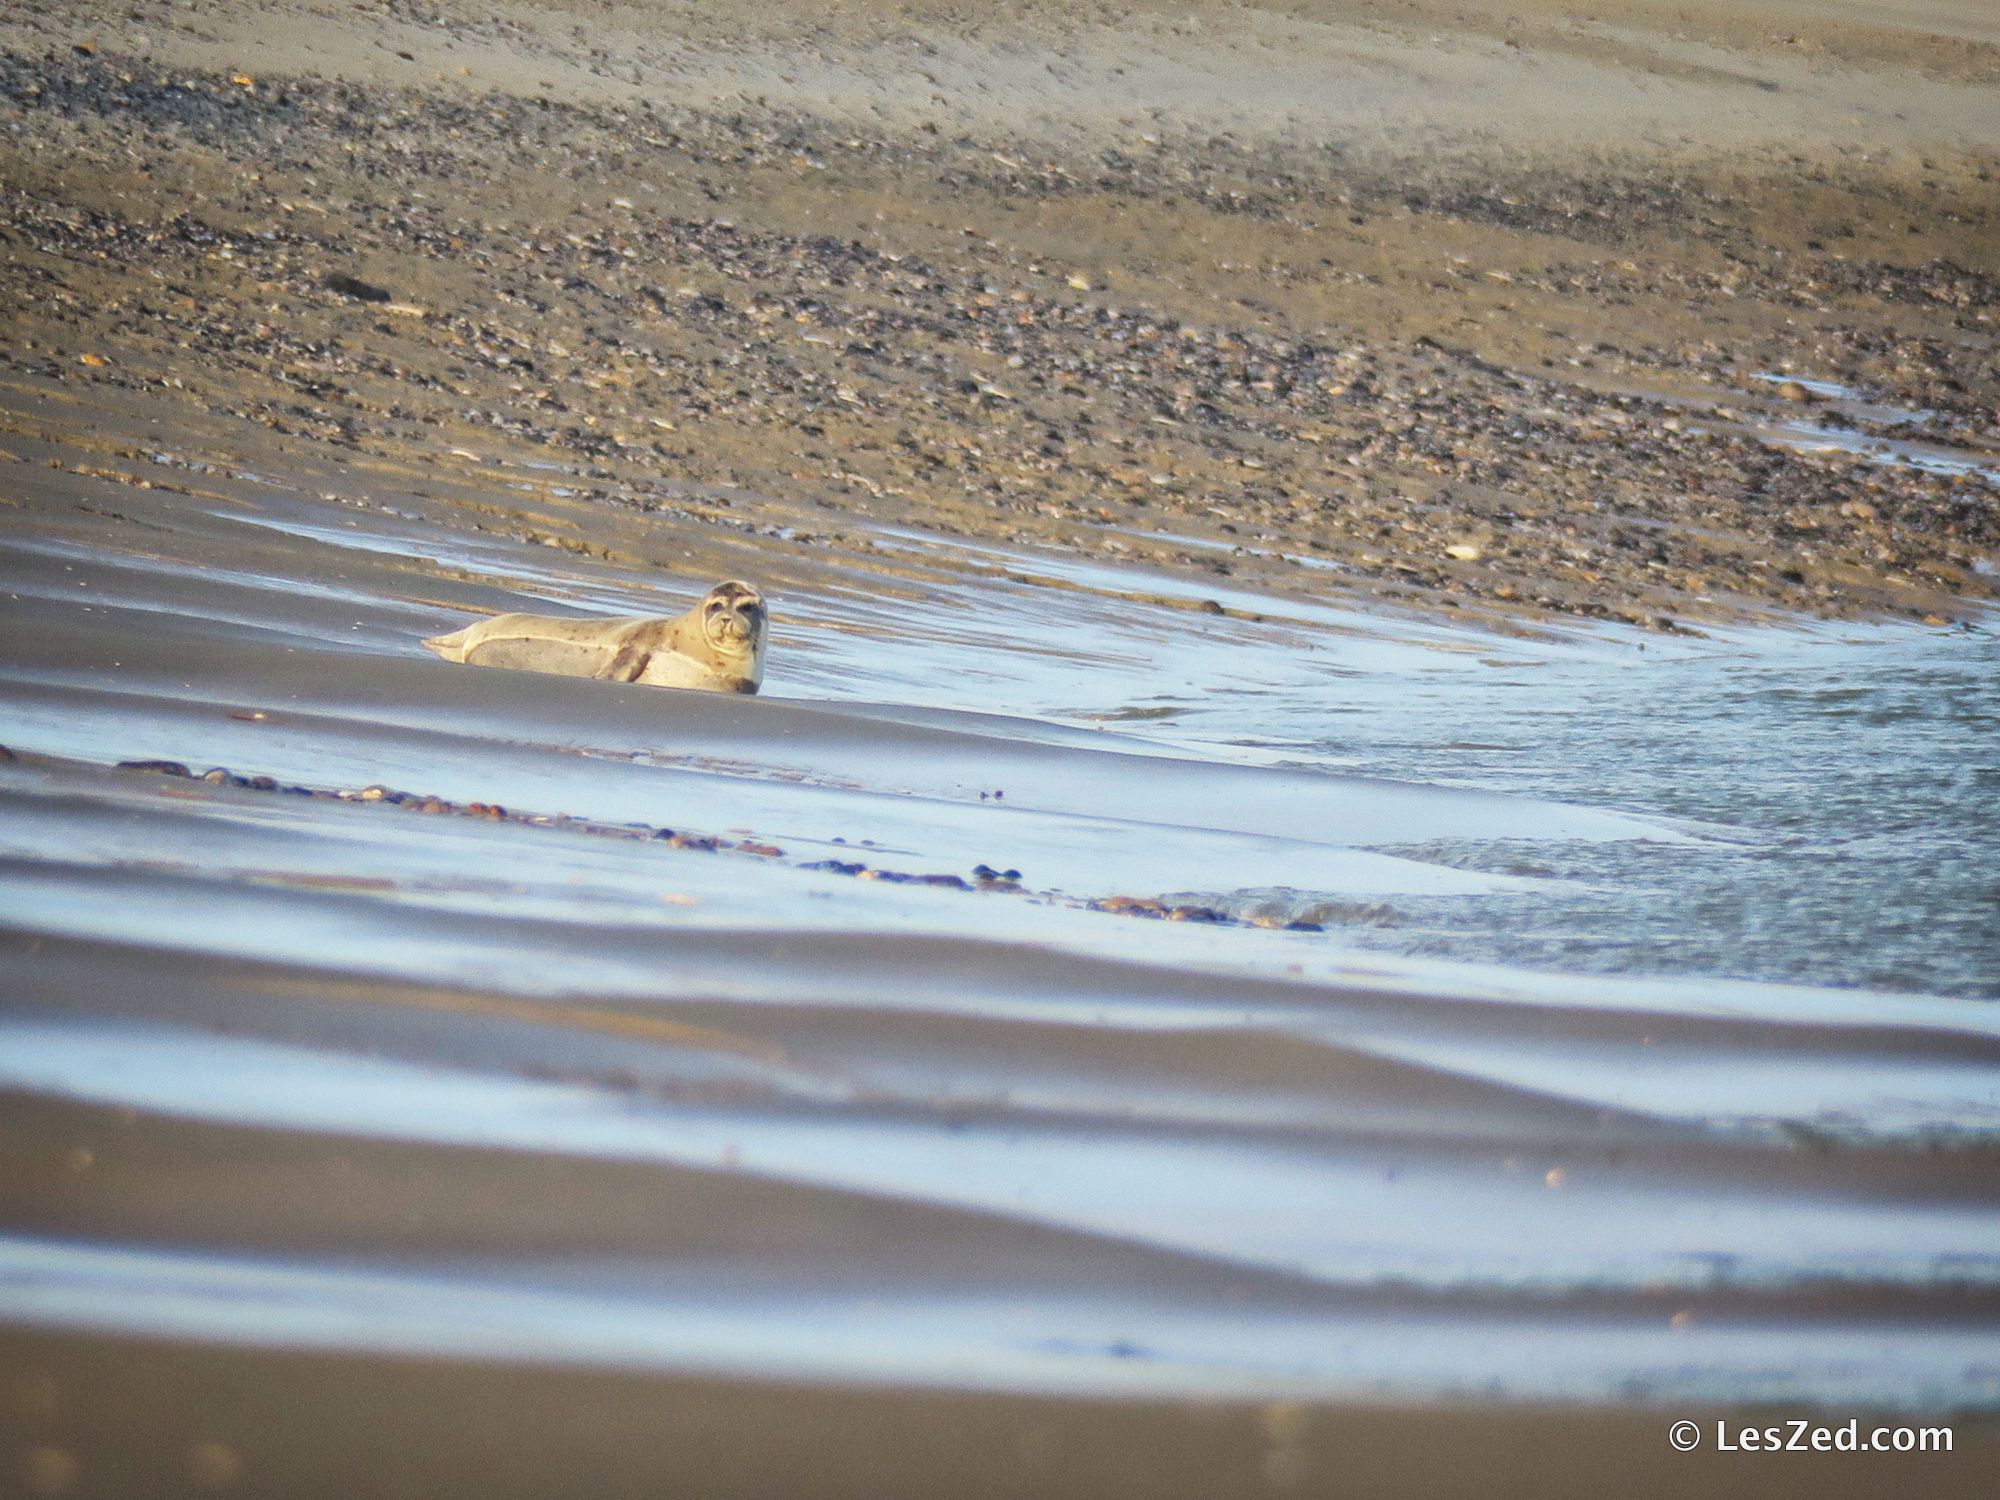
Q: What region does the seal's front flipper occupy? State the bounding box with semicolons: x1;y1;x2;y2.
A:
602;635;656;683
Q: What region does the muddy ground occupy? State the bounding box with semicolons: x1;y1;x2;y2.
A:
2;0;1997;635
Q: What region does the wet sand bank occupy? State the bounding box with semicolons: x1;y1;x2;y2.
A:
3;367;1999;1492
16;1323;1992;1500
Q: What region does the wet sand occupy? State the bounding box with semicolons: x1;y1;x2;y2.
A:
4;369;1999;1495
4;2;2000;1496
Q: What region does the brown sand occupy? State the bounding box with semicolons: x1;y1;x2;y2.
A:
1;0;1996;631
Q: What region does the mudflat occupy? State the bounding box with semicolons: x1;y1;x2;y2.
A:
2;3;1998;1497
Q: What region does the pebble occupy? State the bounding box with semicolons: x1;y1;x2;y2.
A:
1092;895;1165;916
117;758;193;776
322;272;392;303
6;46;1987;629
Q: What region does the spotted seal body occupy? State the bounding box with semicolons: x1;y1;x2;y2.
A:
423;581;767;694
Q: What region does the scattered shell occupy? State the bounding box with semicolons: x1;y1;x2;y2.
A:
1092;895;1165;916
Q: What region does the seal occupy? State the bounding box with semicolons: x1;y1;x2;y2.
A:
422;580;768;694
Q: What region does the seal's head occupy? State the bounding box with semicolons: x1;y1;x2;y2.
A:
699;580;768;679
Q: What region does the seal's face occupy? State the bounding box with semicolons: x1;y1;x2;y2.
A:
700;580;767;663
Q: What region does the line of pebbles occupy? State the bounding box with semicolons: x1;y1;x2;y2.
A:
89;752;1323;932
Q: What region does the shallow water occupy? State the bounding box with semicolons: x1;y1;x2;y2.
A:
1351;628;2000;997
764;520;2000;1000
2;378;1998;1436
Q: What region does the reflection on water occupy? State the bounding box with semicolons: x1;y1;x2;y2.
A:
776;524;2000;1000
1287;627;2000;999
3;392;1998;1427
1743;371;2000;488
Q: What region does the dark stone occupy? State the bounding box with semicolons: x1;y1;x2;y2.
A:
802;859;867;876
324;272;392;303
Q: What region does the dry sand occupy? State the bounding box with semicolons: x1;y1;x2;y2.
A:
3;2;2000;1497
